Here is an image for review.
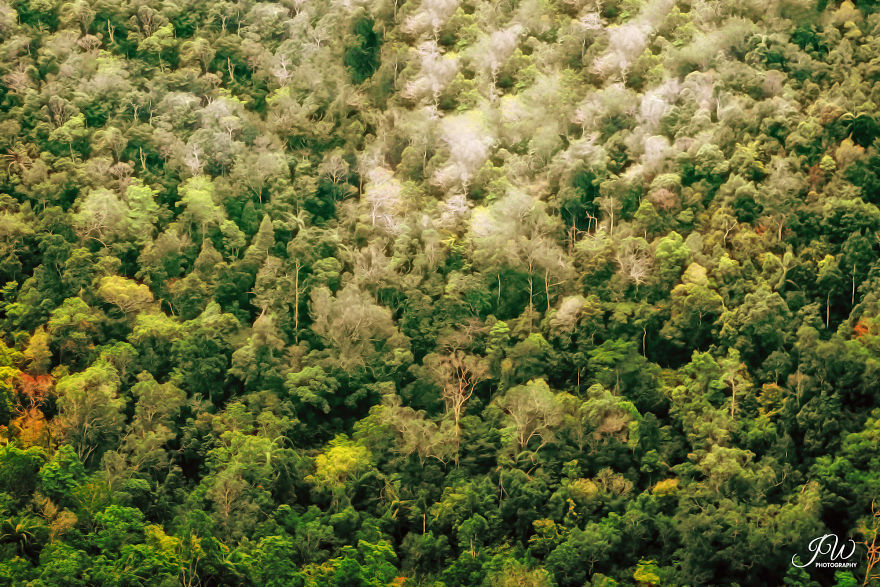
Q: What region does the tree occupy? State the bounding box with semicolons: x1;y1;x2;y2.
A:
371;393;454;464
309;283;410;373
362;166;405;232
39;444;87;506
198;403;295;540
240;534;306;586
345;17;382;84
469;26;523;100
434;111;494;193
757;155;805;241
171;302;240;402
403;0;459;41
97;275;156;315
494;379;565;456
615;236;654;287
73;188;128;246
0;444;46;498
124;180;159;245
424;351;488;461
484;557;553;587
23;327;52;375
229;311;286;393
719;285;792;368
470;189;571;322
138;23;178;70
653;231;690;290
230;148;288;204
403;41;460;106
242;215;276;271
572;383;640;451
47;297;103;367
661;278;725;351
307;435;371;510
177;176;226;237
308;539;398;586
102;372;186;489
48;114;88;158
546;519;622;583
457;514;488;557
55;359;125;463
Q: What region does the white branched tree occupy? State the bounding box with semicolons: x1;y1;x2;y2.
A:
363;166;405;232
424;350;488;464
433;111;494;193
470;188;572;323
403;41;459;106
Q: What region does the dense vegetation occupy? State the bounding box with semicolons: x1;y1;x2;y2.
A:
1;0;880;584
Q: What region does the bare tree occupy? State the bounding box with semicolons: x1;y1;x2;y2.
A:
403;0;459;41
469;25;523;100
183;143;204;176
615;237;654;286
403;41;459;107
433;111;494;193
363;166;404;231
320;149;350;186
425;351;488;463
470;189;572;323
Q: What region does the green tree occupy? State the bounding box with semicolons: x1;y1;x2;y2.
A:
55;359;125;463
345;18;382;84
308;435;371;511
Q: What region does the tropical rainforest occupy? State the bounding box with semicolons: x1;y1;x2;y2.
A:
1;0;880;584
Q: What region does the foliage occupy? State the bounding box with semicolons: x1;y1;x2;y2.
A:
0;0;878;584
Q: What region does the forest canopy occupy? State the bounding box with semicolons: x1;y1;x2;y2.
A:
1;0;880;585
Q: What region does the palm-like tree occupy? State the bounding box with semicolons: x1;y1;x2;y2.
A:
838;112;880;147
0;143;37;175
0;514;43;558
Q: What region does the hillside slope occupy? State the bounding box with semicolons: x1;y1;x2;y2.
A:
1;0;880;584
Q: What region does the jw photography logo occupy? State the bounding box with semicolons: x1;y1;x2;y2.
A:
792;534;859;569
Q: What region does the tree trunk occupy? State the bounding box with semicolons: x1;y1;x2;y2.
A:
852;267;856;307
826;292;830;329
294;262;301;343
730;384;737;418
545;268;551;311
527;275;534;332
